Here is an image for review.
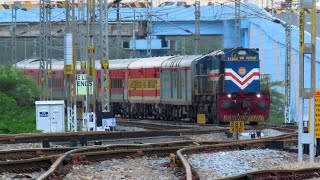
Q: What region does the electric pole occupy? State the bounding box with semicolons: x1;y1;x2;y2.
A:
11;3;18;64
146;0;152;57
39;0;49;100
65;0;77;132
284;0;292;124
235;0;241;47
194;1;200;54
298;0;317;163
46;0;53;100
116;1;122;59
99;0;110;112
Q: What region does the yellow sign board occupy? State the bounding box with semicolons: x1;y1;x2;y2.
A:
64;64;73;75
197;114;206;124
299;8;305;53
230;121;245;133
315;90;320;138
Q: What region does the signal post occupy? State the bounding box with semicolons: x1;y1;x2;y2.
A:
298;0;317;162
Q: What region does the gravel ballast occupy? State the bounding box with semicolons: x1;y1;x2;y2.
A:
0;143;42;150
1;172;44;180
65;156;181;180
188;149;309;179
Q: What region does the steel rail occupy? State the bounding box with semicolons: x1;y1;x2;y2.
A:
0;141;195;174
222;168;320;180
177;133;297;180
0;147;77;161
37;142;198;180
0;129;230;144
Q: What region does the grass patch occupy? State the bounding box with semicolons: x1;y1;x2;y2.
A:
0;106;41;134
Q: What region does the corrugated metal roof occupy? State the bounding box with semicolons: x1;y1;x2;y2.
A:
0;3;267;23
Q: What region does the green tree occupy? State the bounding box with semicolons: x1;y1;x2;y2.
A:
0;65;38;106
0;66;39;134
260;75;285;124
269;81;285;124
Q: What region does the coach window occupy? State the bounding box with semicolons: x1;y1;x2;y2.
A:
111;78;123;88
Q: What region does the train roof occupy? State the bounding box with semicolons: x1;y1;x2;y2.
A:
15;55;207;70
127;56;174;69
15;58;61;69
108;58;140;69
161;55;204;68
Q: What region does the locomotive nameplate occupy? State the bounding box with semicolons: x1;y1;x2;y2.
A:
315;90;320;138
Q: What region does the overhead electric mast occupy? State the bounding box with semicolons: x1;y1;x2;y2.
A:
65;0;77;132
194;1;200;54
146;0;152;57
234;0;241;47
284;0;292;124
99;0;110;112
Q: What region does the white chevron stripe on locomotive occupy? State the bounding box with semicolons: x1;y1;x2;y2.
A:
225;68;259;90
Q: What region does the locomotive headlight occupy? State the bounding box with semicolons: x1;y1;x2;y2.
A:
227;94;231;98
256;94;261;98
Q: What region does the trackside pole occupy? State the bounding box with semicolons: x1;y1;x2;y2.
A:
298;0;317;162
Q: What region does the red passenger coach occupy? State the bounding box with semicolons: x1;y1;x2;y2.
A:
110;69;125;97
128;68;160;99
127;57;171;104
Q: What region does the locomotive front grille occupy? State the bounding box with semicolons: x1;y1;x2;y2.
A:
223;115;264;122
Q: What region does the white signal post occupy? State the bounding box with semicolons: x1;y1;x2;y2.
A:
298;0;317;162
65;0;77;132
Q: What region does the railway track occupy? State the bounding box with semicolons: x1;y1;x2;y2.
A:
226;168;320;180
118;118;297;132
0;132;299;179
0;141;196;173
0;128;229;144
178;133;302;180
0;147;76;161
0;122;302;179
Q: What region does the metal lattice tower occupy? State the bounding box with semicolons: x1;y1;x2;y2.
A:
146;0;152;57
235;0;241;47
45;0;53;100
65;0;77;131
87;0;97;115
284;0;292;124
116;2;122;59
39;0;47;100
194;1;200;55
99;0;110;112
11;4;18;64
78;0;87;67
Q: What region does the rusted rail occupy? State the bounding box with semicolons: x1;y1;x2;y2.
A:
0;129;230;144
0;147;76;161
0;141;196;174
